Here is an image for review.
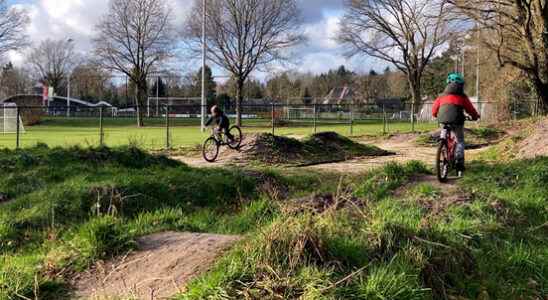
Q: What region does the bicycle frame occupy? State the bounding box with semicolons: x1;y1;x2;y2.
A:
440;125;457;163
210;128;230;145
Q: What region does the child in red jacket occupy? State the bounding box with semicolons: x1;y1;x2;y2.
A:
432;73;480;172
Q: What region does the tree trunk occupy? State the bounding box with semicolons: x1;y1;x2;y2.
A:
532;79;548;114
407;74;422;114
235;79;244;127
524;70;548;114
134;84;145;127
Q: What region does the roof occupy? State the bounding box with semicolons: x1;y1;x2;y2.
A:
323;86;354;105
50;96;115;107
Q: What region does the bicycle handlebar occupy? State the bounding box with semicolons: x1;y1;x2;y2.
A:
465;115;478;122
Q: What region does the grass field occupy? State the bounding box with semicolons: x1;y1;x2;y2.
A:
0;117;437;149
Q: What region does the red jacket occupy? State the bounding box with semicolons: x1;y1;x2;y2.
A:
432;94;480;120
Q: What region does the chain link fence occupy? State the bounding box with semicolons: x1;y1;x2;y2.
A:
0;99;540;150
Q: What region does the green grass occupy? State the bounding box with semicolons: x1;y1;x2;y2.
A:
0;145;338;299
182;159;547;299
0;117;437;150
2;144;545;299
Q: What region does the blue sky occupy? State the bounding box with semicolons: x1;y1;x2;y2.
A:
5;0;385;81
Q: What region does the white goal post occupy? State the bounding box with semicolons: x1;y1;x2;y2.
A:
0;103;25;134
286;107;316;120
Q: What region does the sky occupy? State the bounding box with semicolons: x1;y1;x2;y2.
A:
5;0;385;81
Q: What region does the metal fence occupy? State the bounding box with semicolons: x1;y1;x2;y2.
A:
0;100;539;150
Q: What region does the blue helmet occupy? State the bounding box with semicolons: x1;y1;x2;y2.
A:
447;72;465;85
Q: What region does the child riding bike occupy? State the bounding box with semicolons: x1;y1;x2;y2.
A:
432;73;480;173
206;105;234;142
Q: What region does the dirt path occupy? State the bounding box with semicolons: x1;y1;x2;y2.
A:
394;174;474;220
73;231;240;300
174;133;493;174
305;134;435;173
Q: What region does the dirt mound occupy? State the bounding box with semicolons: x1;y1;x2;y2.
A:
394;175;474;222
239;132;392;166
73;231;240;299
517;118;548;159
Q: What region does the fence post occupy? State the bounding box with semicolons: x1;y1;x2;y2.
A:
16;106;20;149
382;104;387;135
271;103;275;135
313;103;317;134
99;106;104;146
165;104;170;149
349;105;354;136
411;102;415;132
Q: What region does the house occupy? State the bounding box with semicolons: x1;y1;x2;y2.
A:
48;96;116;116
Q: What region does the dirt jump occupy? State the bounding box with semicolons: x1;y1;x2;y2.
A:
516;118;548;159
175;131;393;168
176;130;500;174
73;232;240;299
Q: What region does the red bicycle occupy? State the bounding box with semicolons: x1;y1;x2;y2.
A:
436;117;473;182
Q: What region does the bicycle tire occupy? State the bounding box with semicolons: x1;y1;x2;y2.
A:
202;137;220;162
227;125;242;150
436;141;449;183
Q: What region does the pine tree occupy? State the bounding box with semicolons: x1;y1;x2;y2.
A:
191;65;217;102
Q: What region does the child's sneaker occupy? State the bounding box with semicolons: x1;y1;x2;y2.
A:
456;159;465;173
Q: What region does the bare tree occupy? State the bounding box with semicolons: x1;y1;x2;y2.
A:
94;0;175;127
339;0;456;112
185;0;304;126
0;0;29;57
0;62;32;98
70;62;112;101
28;39;77;95
450;0;548;112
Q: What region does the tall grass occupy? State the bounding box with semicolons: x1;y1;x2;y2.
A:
182;159;547;299
1;145;546;299
0;145;331;299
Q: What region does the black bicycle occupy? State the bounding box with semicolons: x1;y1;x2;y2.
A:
202;125;242;162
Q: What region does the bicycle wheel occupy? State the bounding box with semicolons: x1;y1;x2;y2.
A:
436;142;450;183
202;137;220;162
227;125;242;150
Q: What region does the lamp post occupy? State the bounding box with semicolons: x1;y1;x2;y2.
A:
200;0;207;132
476;25;481;100
66;38;74;117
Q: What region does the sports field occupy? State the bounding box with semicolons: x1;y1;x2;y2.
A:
0;117;437;149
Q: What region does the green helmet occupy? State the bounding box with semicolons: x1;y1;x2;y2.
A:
447;72;465;85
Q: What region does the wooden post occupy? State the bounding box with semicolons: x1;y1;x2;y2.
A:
411;102;415;132
99;106;104;146
382;104;387;135
165;105;170;149
313;103;317;134
349;105;354;136
271;103;275;135
16;106;20;149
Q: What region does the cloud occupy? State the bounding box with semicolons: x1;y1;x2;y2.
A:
303;15;340;50
7;0;189;65
298;52;348;74
297;0;344;23
5;0;387;79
